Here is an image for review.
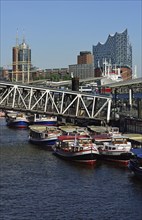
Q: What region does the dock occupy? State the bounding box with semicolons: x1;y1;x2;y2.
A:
124;133;142;147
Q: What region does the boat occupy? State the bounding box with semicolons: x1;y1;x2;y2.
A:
0;111;5;117
58;126;90;142
100;59;123;86
128;154;142;180
89;126;121;143
52;136;99;165
108;127;121;136
97;134;134;166
31;114;57;126
6;112;29;128
59;125;90;137
29;125;62;147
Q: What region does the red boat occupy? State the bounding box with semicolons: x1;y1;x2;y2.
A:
52;136;99;165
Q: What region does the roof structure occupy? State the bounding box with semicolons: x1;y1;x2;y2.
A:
101;77;142;88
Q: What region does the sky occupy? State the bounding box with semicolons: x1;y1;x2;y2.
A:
0;0;142;77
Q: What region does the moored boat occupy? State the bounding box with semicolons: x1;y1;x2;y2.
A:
6;112;29;128
0;111;5;117
29;125;62;148
52;136;99;165
31;114;57;126
97;134;134;166
128;154;142;180
59;125;90;137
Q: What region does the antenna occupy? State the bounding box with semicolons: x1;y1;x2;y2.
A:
22;28;25;43
133;65;137;79
16;28;19;46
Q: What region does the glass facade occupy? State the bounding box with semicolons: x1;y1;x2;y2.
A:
12;41;31;82
18;48;31;71
92;29;132;69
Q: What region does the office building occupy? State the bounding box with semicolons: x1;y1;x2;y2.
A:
77;51;94;65
69;51;94;79
69;64;94;80
12;37;31;83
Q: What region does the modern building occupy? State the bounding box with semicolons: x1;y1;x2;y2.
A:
12;37;31;83
77;51;94;65
69;64;94;80
92;29;132;70
69;51;94;79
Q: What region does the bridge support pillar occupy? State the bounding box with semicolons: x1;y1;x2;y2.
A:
138;99;142;119
107;99;112;123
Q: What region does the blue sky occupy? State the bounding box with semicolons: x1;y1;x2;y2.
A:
1;0;142;77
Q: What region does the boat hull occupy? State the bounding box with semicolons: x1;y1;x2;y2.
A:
98;152;134;166
53;148;98;165
7;120;29;128
128;159;142;180
33;121;57;126
29;137;57;147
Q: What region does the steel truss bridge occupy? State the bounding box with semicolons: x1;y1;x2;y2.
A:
0;81;112;123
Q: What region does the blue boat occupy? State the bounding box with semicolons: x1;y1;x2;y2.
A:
29;125;62;148
6;113;29;128
128;154;142;180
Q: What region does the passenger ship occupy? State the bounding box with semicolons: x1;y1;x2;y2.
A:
32;114;57;126
52;136;99;165
29;125;62;148
97;134;134;166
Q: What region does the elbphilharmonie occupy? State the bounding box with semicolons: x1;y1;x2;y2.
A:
92;29;132;69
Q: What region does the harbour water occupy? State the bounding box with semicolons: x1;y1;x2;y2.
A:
0;118;142;220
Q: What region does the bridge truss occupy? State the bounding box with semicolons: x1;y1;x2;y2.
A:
0;82;112;123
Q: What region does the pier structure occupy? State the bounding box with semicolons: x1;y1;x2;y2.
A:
0;81;112;123
103;77;142;117
102;77;142;134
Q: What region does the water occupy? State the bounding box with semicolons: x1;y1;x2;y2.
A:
0;118;142;220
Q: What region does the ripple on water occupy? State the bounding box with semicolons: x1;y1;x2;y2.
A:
0;118;142;220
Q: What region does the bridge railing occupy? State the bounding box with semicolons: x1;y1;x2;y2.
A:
0;81;112;123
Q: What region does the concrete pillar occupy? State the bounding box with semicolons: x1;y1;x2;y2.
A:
138;99;142;119
129;88;133;107
72;77;79;91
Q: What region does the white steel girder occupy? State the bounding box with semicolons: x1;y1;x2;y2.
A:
0;82;112;122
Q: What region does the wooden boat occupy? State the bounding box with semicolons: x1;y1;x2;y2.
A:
29;125;62;147
6;112;29;128
128;154;142;180
97;134;134;166
31;114;57;126
52;136;99;165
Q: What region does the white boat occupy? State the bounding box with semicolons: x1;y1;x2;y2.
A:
52;136;99;165
108;127;121;136
97;134;134;166
6;112;29;128
32;114;57;126
100;59;123;85
29;125;62;148
59;125;90;137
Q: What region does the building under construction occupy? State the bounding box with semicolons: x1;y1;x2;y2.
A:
12;36;31;83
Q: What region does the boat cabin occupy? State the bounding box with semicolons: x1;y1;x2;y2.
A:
111;136;128;145
29;126;61;139
56;137;94;152
109;127;120;135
